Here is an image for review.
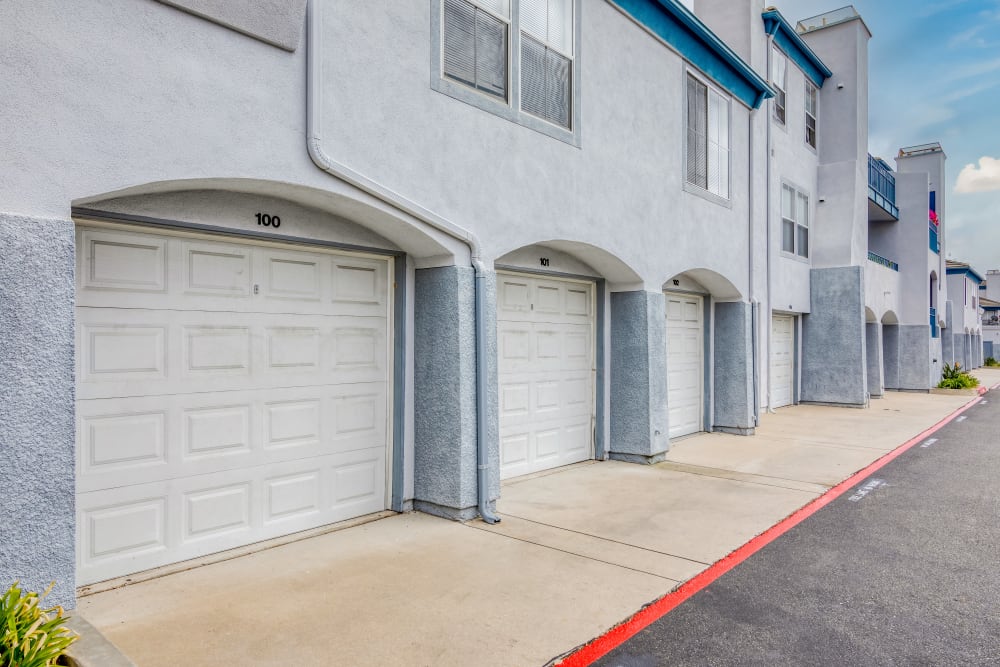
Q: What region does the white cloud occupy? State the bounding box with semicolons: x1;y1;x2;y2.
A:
955;156;1000;193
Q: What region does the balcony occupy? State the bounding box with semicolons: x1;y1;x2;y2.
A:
868;250;898;271
929;222;940;254
930;307;938;338
868;154;899;221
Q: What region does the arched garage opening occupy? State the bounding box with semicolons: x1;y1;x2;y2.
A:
492;241;641;478
69;179;458;585
662;268;752;439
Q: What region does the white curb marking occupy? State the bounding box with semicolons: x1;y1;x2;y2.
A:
848;478;886;502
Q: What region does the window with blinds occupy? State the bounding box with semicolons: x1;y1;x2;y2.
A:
686;74;730;199
439;0;574;131
772;48;786;125
443;0;509;100
519;0;573;128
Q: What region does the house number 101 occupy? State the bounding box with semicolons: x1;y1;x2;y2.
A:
255;212;281;228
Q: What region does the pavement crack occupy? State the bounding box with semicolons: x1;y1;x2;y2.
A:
485;514;713;567
464;522;684;582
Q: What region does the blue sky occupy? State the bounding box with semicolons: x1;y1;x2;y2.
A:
778;0;1000;272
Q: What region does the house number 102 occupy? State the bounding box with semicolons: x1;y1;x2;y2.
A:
255;212;281;228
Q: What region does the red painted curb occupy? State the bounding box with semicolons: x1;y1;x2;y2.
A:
554;390;989;667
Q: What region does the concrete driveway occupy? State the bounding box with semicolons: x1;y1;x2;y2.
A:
77;371;1000;666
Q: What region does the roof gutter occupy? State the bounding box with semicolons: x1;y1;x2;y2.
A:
304;0;499;524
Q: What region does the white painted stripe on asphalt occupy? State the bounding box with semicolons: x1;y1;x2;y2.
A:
921;438;939;448
848;478;886;502
956;416;967;422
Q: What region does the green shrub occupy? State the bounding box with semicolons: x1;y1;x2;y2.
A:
1;581;78;667
937;363;980;389
985;356;998;367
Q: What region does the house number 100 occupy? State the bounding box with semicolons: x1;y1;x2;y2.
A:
255;212;281;228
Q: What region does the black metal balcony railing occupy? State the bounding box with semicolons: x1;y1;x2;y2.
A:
868;250;898;271
868;154;899;218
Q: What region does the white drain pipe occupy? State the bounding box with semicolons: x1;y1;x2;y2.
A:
304;0;499;523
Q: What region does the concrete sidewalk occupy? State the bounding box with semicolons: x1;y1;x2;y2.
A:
77;370;1000;667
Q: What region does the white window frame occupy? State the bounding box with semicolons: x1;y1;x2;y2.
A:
771;47;786;126
683;70;732;206
781;182;810;260
431;0;581;145
805;80;818;149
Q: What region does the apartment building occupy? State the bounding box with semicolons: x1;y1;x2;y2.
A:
0;0;967;608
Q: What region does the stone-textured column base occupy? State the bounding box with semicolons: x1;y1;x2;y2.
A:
609;291;669;460
801;267;868;406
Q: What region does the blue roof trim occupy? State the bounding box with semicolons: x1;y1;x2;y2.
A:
762;9;833;88
947;266;986;283
612;0;774;109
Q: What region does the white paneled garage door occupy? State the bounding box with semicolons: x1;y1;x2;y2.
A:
770;314;795;408
497;273;594;479
75;225;391;584
666;293;704;439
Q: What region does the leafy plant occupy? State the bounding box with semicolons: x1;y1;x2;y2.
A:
938;363;980;389
985;356;998;367
1;581;78;667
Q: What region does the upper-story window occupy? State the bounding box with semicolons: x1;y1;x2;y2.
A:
805;81;817;148
771;48;786;125
440;0;574;131
685;73;731;200
781;183;809;258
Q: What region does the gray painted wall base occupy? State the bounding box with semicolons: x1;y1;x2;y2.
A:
713;302;755;431
714;426;756;436
941;330;955;367
412;500;483;522
413;266;498;519
0;216;76;609
609;451;668;465
609;291;669;459
897;325;931;390
883;325;900;390
801;267;868;406
865;322;883;396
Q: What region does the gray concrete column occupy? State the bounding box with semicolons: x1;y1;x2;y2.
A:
963;334;972;371
713;302;755;434
882;324;900;390
941;329;955;367
865;322;883;397
801;267;867;406
974;334;983;367
0;216;76;608
413;265;497;520
897;325;932;390
609;290;669;463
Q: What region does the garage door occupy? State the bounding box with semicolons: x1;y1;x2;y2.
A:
770;315;795;408
497;273;594;479
75;225;391;584
665;293;703;439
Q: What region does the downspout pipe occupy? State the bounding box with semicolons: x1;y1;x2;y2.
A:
748;107;759;427
304;0;499;523
764;26;778;414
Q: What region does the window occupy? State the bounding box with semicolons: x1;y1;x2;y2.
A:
686;74;730;199
805;81;817;148
771;48;786;125
442;0;509;100
440;0;574;131
781;184;809;258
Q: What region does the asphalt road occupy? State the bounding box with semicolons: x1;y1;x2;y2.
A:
593;395;1000;667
